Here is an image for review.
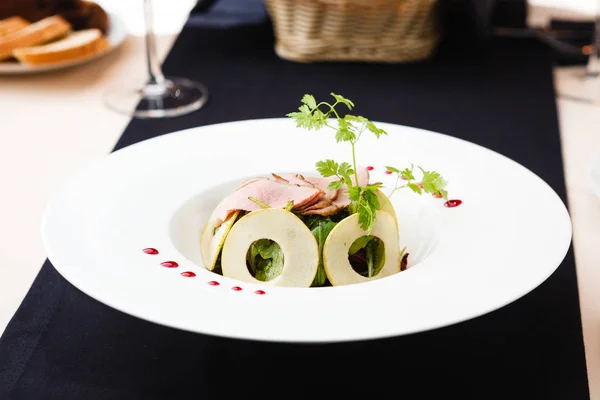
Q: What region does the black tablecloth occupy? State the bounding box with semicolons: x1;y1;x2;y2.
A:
0;18;590;400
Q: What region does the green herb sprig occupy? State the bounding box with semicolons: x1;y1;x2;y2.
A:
385;164;449;200
287;93;387;233
287;93;449;233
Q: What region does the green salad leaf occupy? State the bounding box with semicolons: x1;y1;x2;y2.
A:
310;219;337;286
246;239;284;281
301;214;339;286
349;236;386;278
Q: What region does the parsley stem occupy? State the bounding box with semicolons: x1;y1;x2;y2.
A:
319;101;341;120
351;141;359;186
248;197;270;209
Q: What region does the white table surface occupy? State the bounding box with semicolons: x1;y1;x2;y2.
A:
1;0;599;397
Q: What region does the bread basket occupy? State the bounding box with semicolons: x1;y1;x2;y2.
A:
263;0;440;63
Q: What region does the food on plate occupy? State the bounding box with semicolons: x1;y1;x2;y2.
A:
0;15;71;61
323;210;400;286
0;0;110;66
0;16;29;37
221;209;319;288
200;93;450;287
13;28;109;66
0;0;108;34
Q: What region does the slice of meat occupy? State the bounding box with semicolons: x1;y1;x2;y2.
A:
355;165;370;187
304;177;339;201
294;166;371;216
214;178;321;223
303;203;342;216
297;198;333;212
271;173;290;184
282;173;315;188
236;177;267;190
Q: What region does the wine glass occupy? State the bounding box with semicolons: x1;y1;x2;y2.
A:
104;0;208;119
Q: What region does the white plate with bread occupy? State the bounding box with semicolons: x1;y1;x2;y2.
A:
0;6;126;74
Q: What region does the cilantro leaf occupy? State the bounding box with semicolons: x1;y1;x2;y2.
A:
407;183;422;194
286;102;327;131
343;114;365;123
348;186;361;204
301;94;317;110
357;201;376;232
337;162;354;180
331;93;354;109
400;166;415;181
419;167;448;197
336;118;356;142
327;180;344;191
363;189;380;210
385;166;400;173
366;120;387;138
316;159;339;178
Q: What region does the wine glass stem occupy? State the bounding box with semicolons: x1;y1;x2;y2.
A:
143;0;165;86
587;1;600;76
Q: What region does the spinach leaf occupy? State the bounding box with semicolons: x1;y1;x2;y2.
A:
349;235;375;255
310;219;337;286
349;236;385;277
367;237;386;277
246;239;284;281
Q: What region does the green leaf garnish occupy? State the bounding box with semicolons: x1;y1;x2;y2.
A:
301;94;317;110
308;216;337;286
330;92;354;109
316;159;339;178
387;164;449;200
348;236;386;278
285;200;294;212
246;239;284;281
327;180;344;191
287;92;449;233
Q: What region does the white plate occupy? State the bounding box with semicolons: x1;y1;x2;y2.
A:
41;118;572;343
0;12;126;75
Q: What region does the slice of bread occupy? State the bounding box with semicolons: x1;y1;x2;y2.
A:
13;29;109;66
0;16;30;37
0;15;71;61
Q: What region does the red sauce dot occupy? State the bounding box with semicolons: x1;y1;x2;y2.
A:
433;191;443;198
444;199;462;208
366;166;374;171
208;281;220;286
180;271;196;277
231;286;243;291
400;176;408;180
160;261;179;268
418;184;423;189
254;290;266;295
385;170;392;175
143;248;158;255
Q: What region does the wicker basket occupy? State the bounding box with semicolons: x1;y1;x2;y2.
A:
263;0;440;63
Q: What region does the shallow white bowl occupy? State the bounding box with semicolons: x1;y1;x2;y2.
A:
41;118;572;343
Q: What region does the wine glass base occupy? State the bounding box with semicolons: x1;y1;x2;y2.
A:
555;66;600;105
104;77;209;119
590;151;600;200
